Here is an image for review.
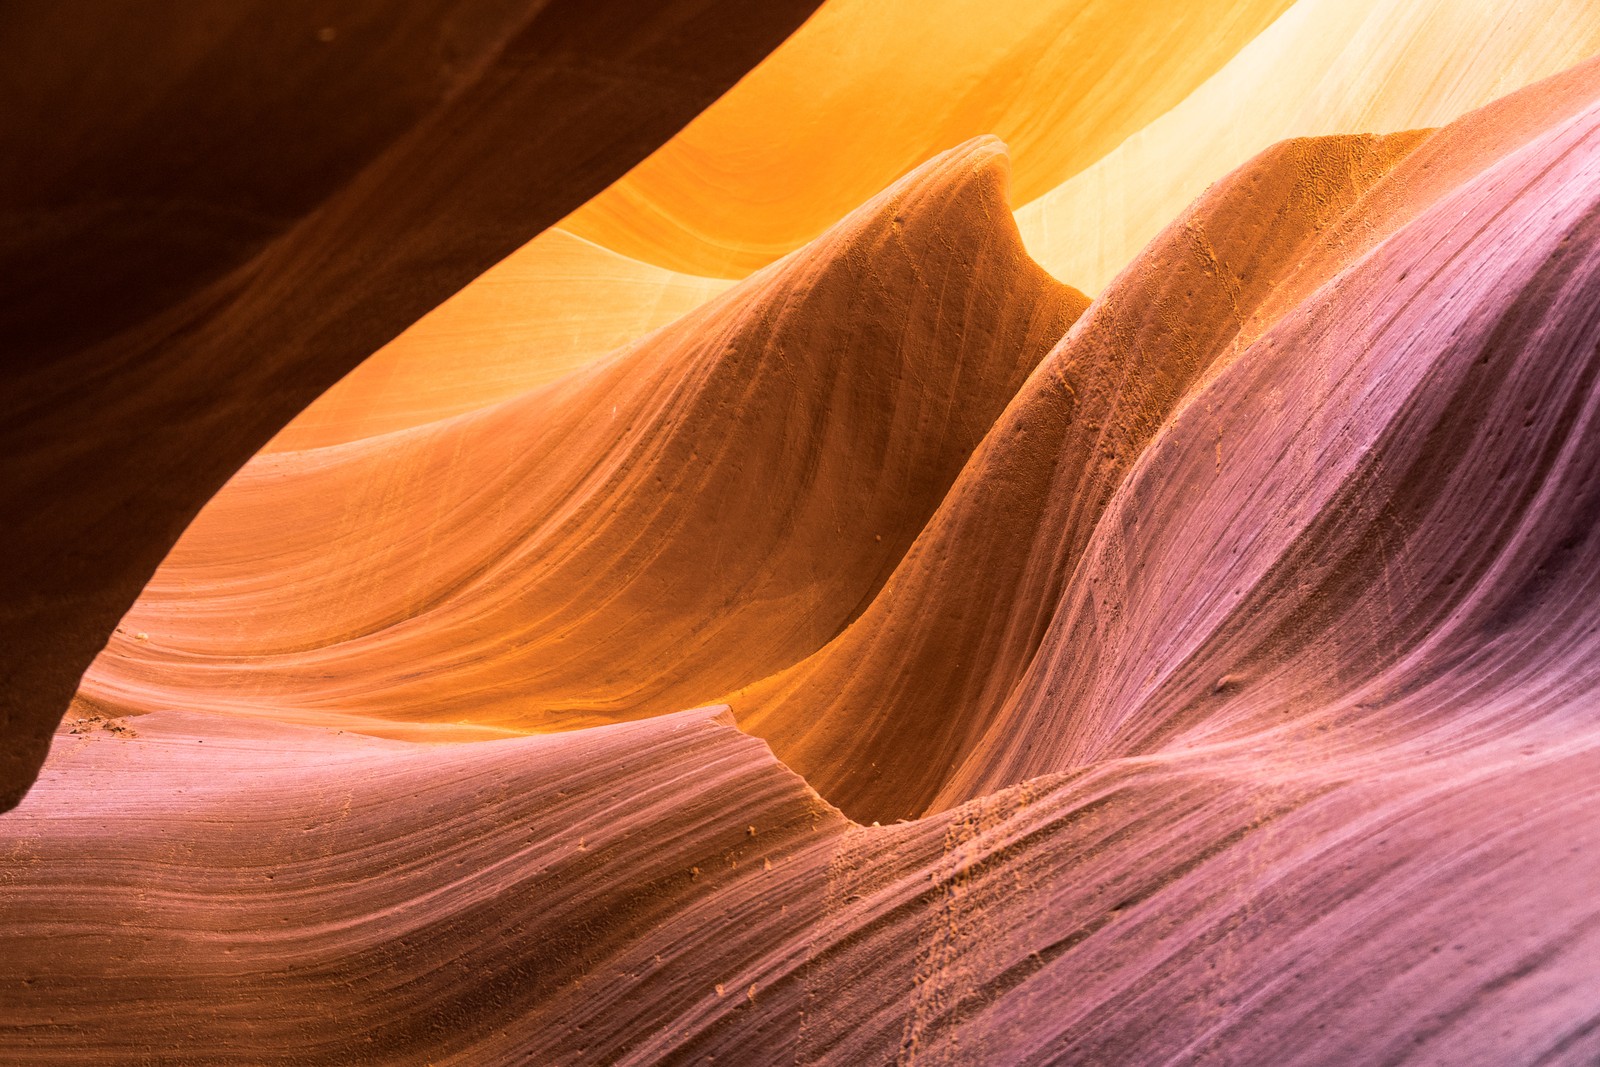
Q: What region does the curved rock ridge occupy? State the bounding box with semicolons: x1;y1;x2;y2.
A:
82;139;1088;731
732;54;1600;824
946;69;1600;804
13;22;1600;1067
1016;0;1600;291
733;130;1429;822
266;228;733;452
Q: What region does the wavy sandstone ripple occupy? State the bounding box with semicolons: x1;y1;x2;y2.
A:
742;55;1600;822
734;129;1428;821
82;139;1087;732
7;38;1600;1067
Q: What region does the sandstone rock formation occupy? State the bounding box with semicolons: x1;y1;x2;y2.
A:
5;6;1600;1065
81;140;1087;730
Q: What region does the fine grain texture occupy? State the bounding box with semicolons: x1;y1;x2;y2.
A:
7;10;1600;1067
81;141;1087;731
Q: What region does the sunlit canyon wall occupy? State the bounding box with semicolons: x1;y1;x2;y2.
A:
6;2;1600;1063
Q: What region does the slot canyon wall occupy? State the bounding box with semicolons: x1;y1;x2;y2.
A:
5;2;1600;1063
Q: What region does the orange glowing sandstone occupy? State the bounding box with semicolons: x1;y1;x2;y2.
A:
562;0;1299;276
83;141;1087;734
13;7;1600;1065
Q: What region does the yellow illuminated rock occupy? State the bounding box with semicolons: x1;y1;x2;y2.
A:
560;0;1297;276
1016;0;1600;291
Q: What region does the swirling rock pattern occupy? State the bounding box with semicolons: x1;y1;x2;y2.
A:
82;140;1086;730
7;13;1600;1067
735;129;1430;820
